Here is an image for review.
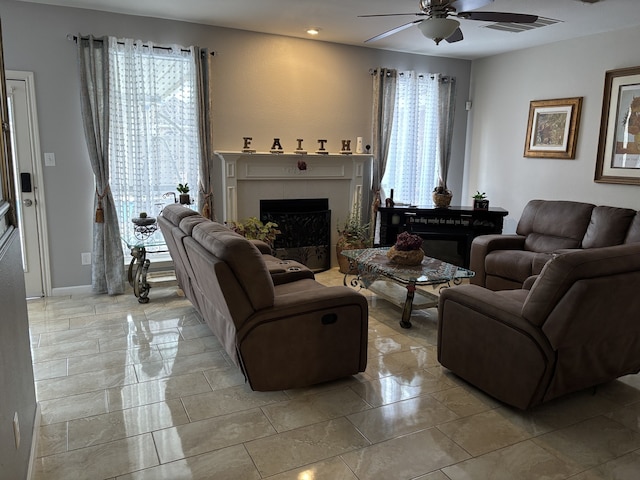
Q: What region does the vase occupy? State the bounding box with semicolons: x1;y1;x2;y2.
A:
179;194;191;205
336;237;367;274
386;246;424;266
432;190;452;208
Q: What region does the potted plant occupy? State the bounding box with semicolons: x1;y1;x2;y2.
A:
336;207;370;274
472;191;489;210
433;184;452;209
386;231;424;265
177;183;191;205
227;216;281;248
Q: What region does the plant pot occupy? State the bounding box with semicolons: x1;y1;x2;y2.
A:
386;246;424;266
179;194;191;205
336;237;367;274
473;199;489;210
432;190;452;209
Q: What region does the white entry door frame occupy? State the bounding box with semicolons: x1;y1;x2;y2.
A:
7;70;51;297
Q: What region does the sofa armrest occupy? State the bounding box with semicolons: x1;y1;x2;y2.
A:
249;239;273;255
437;284;555;409
236;285;369;391
470;234;526;286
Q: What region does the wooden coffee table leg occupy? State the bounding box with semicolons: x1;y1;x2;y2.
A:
400;281;416;329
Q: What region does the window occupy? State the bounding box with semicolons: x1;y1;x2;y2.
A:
108;38;200;244
381;72;441;206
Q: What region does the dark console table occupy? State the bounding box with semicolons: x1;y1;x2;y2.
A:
378;206;509;268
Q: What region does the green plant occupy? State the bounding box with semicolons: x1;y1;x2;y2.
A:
337;207;370;247
227;217;281;246
139;212;148;218
472;191;487;200
177;183;190;194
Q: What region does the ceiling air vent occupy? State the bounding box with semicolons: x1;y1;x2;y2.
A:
483;17;562;34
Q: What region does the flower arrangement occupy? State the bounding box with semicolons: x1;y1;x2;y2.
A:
387;231;424;265
393;231;423;251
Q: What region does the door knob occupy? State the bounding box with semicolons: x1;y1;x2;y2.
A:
23;199;33;207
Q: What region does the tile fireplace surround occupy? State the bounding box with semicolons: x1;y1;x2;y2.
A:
215;151;373;264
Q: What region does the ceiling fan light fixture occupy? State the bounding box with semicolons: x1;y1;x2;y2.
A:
417;17;460;45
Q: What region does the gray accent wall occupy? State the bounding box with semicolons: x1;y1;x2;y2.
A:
466;26;640;233
0;0;471;290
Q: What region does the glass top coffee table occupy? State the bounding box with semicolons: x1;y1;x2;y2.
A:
341;247;474;328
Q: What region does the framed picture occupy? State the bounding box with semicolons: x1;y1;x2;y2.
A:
595;66;640;185
524;97;583;159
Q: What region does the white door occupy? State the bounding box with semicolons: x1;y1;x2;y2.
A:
7;73;49;297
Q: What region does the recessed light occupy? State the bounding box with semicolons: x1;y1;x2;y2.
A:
306;28;320;36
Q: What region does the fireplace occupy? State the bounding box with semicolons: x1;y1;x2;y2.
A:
260;198;331;272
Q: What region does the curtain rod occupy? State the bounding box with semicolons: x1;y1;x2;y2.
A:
67;34;215;56
369;68;455;83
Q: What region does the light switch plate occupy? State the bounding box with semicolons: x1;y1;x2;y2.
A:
44;152;56;166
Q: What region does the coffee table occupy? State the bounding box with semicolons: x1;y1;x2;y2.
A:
341;247;474;328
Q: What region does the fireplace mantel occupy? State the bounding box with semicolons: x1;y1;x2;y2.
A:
215;150;373;223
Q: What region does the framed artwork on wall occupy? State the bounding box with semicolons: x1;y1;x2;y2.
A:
524;97;583;159
595;66;640;185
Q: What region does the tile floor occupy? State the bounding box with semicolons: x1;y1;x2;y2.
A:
28;268;640;479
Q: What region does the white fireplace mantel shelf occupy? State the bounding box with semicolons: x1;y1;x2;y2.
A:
215;151;373;225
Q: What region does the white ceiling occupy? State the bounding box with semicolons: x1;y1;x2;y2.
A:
16;0;640;59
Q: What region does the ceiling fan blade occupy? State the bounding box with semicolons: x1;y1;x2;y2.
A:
359;13;426;18
365;20;423;43
445;27;464;43
449;0;493;12
458;11;538;23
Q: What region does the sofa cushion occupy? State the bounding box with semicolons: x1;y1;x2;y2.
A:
625;212;640;243
516;200;594;252
485;250;549;284
162;204;199;225
179;215;209;235
582;206;636;248
192;222;275;311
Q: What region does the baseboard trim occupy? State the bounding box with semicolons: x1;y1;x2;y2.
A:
50;285;93;296
26;402;41;480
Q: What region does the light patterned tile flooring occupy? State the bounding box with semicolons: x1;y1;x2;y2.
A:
28;268;640;479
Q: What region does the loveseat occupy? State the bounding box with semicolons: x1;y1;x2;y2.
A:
470;199;640;290
438;241;640;409
158;204;369;391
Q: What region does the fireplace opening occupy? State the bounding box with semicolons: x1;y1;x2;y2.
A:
260;198;331;272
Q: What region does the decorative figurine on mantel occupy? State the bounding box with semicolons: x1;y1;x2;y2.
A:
316;139;329;154
340;139;352;154
270;138;284;154
242;137;256;153
295;138;307;154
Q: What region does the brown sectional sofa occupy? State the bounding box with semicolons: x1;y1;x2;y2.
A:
158;204;369;391
470;199;640;290
437;199;640;409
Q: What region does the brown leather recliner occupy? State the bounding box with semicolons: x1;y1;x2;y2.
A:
470;200;640;291
158;205;368;391
438;242;640;409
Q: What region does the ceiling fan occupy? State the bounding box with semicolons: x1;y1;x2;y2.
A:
361;0;539;45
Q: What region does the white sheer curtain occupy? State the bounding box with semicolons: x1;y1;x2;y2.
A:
381;72;441;207
108;38;201;237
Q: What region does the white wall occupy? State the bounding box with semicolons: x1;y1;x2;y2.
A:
466;26;640;233
0;0;471;290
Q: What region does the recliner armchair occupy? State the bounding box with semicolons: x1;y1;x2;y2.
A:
438;242;640;409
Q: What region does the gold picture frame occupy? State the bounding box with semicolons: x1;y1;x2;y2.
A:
524;97;583;159
595;66;640;185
